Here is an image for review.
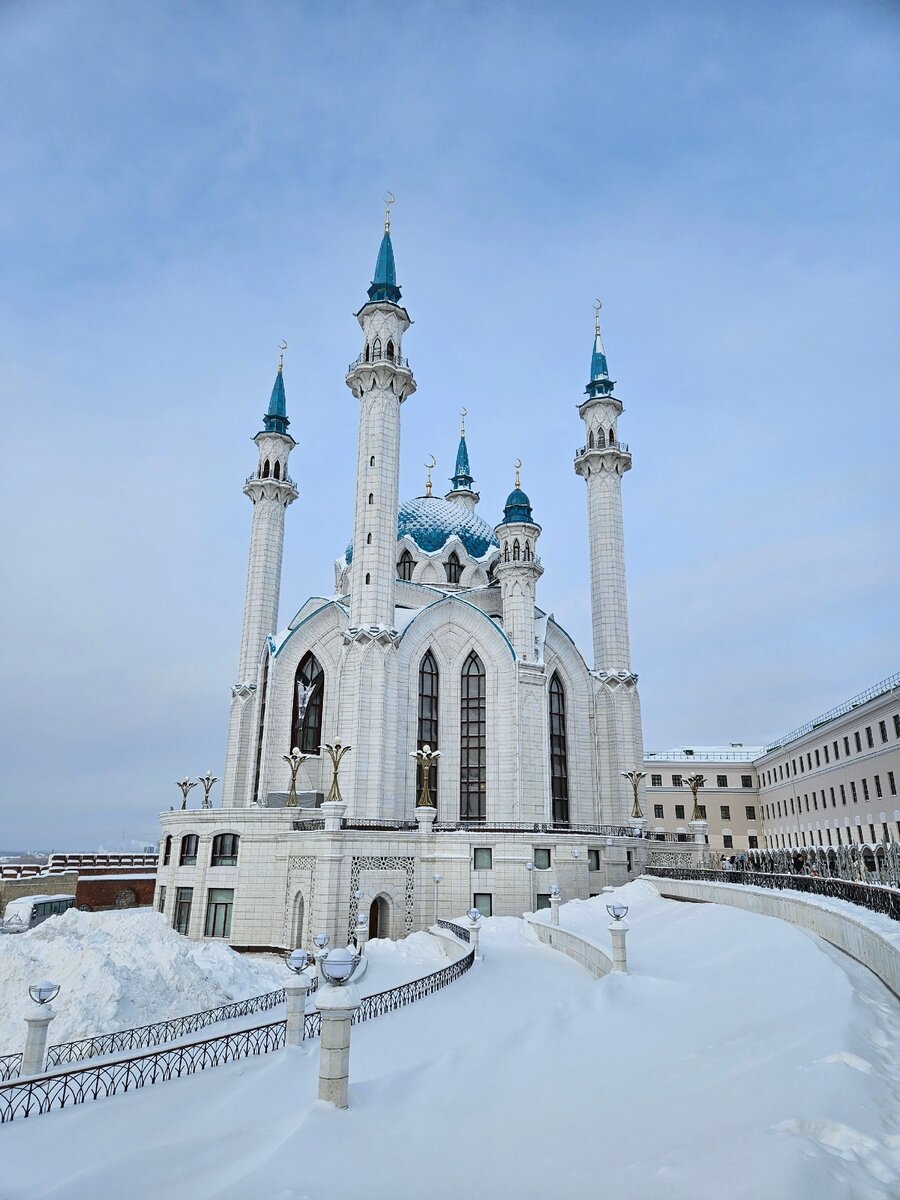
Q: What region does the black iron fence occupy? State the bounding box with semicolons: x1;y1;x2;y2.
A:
0;947;475;1122
645;867;900;921
433;820;635;837
436;918;471;943
0;1053;22;1082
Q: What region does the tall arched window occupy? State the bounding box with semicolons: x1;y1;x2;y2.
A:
588;429;594;449
372;336;382;359
512;539;520;561
162;835;172;866
273;461;281;480
398;549;415;581
417;650;439;808
597;428;606;448
549;672;569;823
608;427;615;445
292;652;324;754
386;339;395;361
504;542;510;563
445;551;462;584
524;540;531;561
262;459;270;478
460;651;486;820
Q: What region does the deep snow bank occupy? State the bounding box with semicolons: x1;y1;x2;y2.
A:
0;908;285;1051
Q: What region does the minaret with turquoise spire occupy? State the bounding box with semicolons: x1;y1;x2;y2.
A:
494;463;543;662
573;303;633;673
222;352;298;808
345;198;416;631
445;410;480;511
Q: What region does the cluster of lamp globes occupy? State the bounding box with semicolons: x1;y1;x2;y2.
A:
283;935;360;986
175;772;219;810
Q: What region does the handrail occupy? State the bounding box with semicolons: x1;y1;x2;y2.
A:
0;946;474;1122
0;1053;22;1082
436;918;471;943
432;820;635;837
574;441;630;457
644;867;900;921
348;351;410;372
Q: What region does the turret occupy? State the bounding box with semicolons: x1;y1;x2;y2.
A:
345;200;416;632
494;464;543;662
444;410;479;512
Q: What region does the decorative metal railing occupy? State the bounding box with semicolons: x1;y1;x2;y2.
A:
432;820;635;837
43;986;299;1068
436;918;471;943
341;819;420;831
348;351;410;372
575;441;630;457
748;842;900;889
291;819;325;831
645;867;900;921
0;947;475;1122
0;1053;23;1082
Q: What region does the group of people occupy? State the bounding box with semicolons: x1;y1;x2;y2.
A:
720;852;749;871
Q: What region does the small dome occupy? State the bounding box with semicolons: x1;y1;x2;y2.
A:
345;496;499;564
502;487;533;524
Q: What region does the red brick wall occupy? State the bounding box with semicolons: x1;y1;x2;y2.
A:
75;876;156;911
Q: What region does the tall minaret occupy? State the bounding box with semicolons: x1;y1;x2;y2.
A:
445;410;479;511
221;356;298;808
573;303;633;672
345;200;416;630
494;465;543;662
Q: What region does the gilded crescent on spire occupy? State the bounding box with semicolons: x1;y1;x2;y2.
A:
278;339;287;369
514;458;522;488
384;192;395;232
460;407;467;435
424;454;436;496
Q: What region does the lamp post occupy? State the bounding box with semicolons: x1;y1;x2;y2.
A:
525;860;535;913
549;883;561;926
22;981;60;1076
283;949;312;1047
198;770;219;810
315;946;362;1109
176;778;198;810
432;873;442;924
355;912;369;955
682;774;708;847
621;769;647;833
281;747;309;808
312;932;330;982
467;907;482;960
606;902;630;973
322;740;352;804
411;744;441;836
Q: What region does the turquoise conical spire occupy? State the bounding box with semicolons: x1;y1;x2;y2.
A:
367;199;402;304
263;361;289;435
586;301;615;397
449;412;474;490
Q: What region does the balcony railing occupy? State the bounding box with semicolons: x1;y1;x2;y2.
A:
348;351;410;372
244;472;297;490
575;441;630;458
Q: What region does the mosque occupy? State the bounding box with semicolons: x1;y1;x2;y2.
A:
155;208;652;949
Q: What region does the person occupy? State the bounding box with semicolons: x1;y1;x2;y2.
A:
737;850;747;870
723;855;734;872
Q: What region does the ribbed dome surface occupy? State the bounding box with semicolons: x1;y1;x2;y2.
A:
345;496;499;564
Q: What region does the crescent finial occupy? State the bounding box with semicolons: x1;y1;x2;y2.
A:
278;339;287;369
514;458;522;488
460;407;467;435
384;192;395;232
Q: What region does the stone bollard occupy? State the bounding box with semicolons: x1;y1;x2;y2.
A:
284;973;313;1047
608;919;629;973
549;893;561;926
315;982;361;1109
321;801;347;833
355;925;369;956
689;818;708;847
469;924;481;961
22;1007;56;1076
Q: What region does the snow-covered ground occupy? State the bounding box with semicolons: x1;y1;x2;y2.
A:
2;881;898;1200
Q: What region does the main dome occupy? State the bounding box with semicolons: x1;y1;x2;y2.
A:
346;496;499;563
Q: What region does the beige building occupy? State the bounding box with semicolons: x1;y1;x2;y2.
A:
643;747;764;854
756;673;900;850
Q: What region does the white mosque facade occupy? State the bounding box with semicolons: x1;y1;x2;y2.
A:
155;216;652;948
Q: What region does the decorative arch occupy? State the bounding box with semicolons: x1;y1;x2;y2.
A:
273;461;281;480
445;551;462;584
291;651;324;754
372;336;382;358
597;428;606;448
549;672;569;823
417;650;439;808
290;891;305;947
398;548;415;581
262;459;271;478
386;339;395;361
460;650;486;820
512;539;520;561
588;429;594;449
368;894;392;939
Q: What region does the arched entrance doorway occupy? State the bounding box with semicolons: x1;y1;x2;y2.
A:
368;895;390;939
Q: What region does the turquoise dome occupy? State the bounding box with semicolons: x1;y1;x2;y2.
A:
502;487;533;523
345;496;499;564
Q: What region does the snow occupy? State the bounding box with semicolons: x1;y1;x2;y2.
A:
2;882;898;1200
0;908;286;1051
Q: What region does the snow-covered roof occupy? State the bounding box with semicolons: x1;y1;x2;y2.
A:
346;496;499;564
645;746;765;763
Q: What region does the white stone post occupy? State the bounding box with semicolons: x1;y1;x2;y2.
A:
415;806;437;838
22;1007;56;1076
355;925;369;956
315;983;361;1109
689;819;709;853
284;974;312;1048
469;924;481;961
549;893;561;926
322;801;347;832
609;919;629;973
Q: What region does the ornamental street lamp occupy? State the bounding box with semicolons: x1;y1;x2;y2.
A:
525;860;535;913
322;740;352;804
176;778;198;810
355;912;369;955
682;774;707;822
410;744;442;808
467;906;482;960
621;770;647;821
281;747;310;808
314;946;362;1109
432;873;442;923
198;770;219;809
283;949;312;1047
549;883;561;926
606;903;630;973
22;981;60;1076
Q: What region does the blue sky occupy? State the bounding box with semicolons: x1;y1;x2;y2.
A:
1;0;897;849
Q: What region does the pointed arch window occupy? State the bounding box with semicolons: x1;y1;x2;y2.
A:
162;835;172;866
460;651;486;820
549;672;569;823
445;551;462;584
597;429;606;448
398;549;415;581
524;540;531;561
372;336;382;360
588;430;594;449
386;339;395;362
504;542;510;563
364;343;370;362
608;428;615;445
262;459;270;478
417;650;439;808
291;652;324;754
273;461;281;480
512;539;520;561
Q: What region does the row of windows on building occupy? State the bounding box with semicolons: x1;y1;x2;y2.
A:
764;818;900;850
764;772;898;821
397;549;464;583
471;847;603;871
649;774;755;789
158;884;235;939
272;650;573;822
761;714;900;787
651;804;757;822
161;833;239;869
